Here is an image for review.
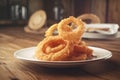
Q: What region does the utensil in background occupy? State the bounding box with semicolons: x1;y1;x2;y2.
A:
85;24;119;35
10;0;28;20
53;0;64;22
21;5;27;20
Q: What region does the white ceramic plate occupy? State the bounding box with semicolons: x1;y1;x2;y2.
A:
14;47;112;68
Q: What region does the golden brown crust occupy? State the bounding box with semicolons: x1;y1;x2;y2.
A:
58;16;85;42
35;36;73;61
45;24;58;37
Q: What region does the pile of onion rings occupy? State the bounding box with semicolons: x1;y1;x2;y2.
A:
35;16;93;61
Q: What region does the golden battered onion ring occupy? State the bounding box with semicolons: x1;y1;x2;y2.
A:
68;41;93;61
58;16;85;42
35;36;73;61
45;24;72;37
73;41;87;53
45;24;58;37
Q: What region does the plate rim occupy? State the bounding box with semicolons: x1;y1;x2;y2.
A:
14;46;112;64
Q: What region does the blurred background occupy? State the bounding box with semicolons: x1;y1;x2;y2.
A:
0;0;120;28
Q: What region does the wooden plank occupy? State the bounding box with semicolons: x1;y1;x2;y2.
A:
0;65;13;80
0;26;120;80
74;0;91;17
62;0;74;17
29;0;43;15
107;0;120;30
90;0;107;23
83;60;120;80
6;61;106;80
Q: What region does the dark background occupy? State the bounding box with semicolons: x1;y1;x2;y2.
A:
0;0;120;28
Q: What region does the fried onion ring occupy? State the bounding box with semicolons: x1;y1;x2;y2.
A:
67;41;93;61
58;16;85;42
35;36;73;61
68;41;87;60
45;24;72;37
45;24;58;37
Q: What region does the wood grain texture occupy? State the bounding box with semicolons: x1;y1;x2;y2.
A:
29;0;43;16
0;26;120;80
90;0;107;23
74;0;91;17
107;0;120;30
62;0;74;17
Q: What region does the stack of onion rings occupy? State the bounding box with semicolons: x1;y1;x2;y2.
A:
35;16;93;61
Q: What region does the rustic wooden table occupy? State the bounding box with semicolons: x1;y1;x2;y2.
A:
0;26;120;80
